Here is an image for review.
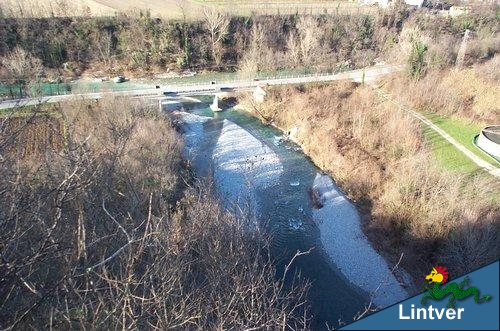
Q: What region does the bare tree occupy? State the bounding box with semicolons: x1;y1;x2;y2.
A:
238;23;266;78
175;0;189;21
95;29;114;67
0;96;311;330
296;16;322;67
287;31;301;68
1;46;43;98
203;6;230;68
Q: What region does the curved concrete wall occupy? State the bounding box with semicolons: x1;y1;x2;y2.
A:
476;126;500;159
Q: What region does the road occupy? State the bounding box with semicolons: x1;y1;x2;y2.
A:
0;64;401;110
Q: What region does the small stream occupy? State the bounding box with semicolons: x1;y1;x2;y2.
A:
164;97;402;329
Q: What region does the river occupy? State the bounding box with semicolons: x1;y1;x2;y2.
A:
163;96;408;329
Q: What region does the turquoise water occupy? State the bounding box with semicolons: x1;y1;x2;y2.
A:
0;82;71;99
175;98;369;329
0;81;145;99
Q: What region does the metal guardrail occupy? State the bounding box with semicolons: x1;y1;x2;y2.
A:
1;73;331;100
172;64;398;87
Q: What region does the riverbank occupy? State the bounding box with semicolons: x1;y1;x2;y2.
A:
235;82;499;288
174;98;409;312
0;96;313;329
312;173;407;307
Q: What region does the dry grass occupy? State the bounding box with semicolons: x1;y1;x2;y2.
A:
0;0;372;19
0;112;63;157
241;82;500;283
243;82;421;201
0;0;116;17
385;63;500;123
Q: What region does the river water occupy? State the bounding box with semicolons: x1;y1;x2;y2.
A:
164;96;403;329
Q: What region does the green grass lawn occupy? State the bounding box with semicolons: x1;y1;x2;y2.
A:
420;111;500;203
424;113;499;167
422;123;482;173
421;120;500;202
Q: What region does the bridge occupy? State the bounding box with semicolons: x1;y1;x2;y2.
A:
164;64;400;96
0;64;401;110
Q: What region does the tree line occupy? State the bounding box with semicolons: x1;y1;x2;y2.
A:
1;3;498;88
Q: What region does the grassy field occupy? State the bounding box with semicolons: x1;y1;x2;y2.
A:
194;0;374;16
0;0;116;17
1;0;372;19
424;113;499;168
0;104;55;118
422;123;482;173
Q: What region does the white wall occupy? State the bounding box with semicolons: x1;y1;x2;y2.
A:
404;0;424;6
477;130;500;159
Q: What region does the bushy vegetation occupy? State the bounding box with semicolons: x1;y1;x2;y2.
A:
0;12;386;76
0;98;309;329
387;57;500;123
242;82;499;281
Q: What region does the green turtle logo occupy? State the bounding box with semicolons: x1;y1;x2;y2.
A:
421;265;492;308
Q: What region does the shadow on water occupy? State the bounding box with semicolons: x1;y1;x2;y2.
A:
171;98;368;329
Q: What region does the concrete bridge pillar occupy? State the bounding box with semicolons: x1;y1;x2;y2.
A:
253;86;266;103
210;95;222;112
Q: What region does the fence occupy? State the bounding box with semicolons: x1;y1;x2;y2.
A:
0;81;71;101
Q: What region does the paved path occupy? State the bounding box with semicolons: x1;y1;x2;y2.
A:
375;89;500;178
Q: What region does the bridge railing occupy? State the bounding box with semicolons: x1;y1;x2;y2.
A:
167;64;399;89
1;64;398;101
170;70;345;88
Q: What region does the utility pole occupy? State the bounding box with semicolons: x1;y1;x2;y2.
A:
455;29;470;69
